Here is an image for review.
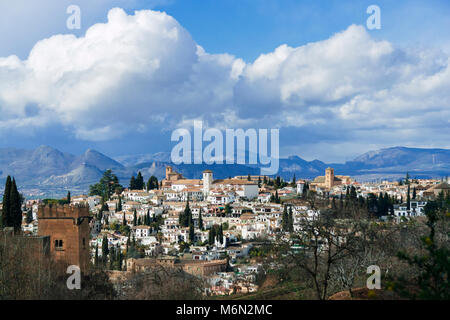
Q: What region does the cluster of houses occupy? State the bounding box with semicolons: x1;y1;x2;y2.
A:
15;166;449;296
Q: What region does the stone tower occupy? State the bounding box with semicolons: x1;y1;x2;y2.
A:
166;166;173;180
325;167;335;189
37;204;91;272
202;170;213;198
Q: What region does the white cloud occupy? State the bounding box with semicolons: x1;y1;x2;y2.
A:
0;9;449;157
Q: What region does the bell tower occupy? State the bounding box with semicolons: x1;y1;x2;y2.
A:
325;167;334;189
202;170;213;198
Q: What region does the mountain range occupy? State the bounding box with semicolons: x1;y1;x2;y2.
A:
0;145;448;198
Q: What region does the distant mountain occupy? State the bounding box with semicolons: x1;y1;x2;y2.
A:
277;156;328;179
114;152;171;167
0;145;448;198
71;149;125;171
339;147;450;177
42;163;104;187
0;146;131;196
0;145;75;184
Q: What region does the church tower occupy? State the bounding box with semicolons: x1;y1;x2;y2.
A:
325;167;334;189
166;166;173;180
202;170;213;198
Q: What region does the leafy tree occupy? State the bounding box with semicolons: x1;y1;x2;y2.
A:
224;203;231;215
25;209;33;224
147;176;159;191
393;200;450;299
179;241;190;253
89;170;122;200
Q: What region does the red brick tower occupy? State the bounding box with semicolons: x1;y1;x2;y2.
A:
37;204;91;272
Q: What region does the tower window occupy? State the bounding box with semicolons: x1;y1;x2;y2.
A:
55;239;64;250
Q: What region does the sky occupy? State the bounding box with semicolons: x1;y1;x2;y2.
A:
0;0;449;162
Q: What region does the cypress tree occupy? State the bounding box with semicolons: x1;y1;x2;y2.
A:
208;228;214;245
129;176;136;190
1;176;12;228
10;178;22;232
102;235;109;265
282;205;288;231
407;184;411;210
117;196;122;212
288;206;294;232
133;209;137;226
109;246;115;269
198;210;203;230
67;191;71;204
136;172;144;190
218;224;224;244
118;249;123;270
189;222;195;243
182;201;192;227
94;244;99;267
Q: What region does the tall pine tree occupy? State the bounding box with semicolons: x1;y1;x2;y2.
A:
136;172;144;190
288;206;294;232
1;176;12;228
10;178;22;232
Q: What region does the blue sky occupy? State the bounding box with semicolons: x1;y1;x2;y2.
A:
0;0;449;162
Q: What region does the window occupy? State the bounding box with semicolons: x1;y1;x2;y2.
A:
55;239;63;250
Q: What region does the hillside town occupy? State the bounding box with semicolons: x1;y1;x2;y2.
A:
5;165;449;297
